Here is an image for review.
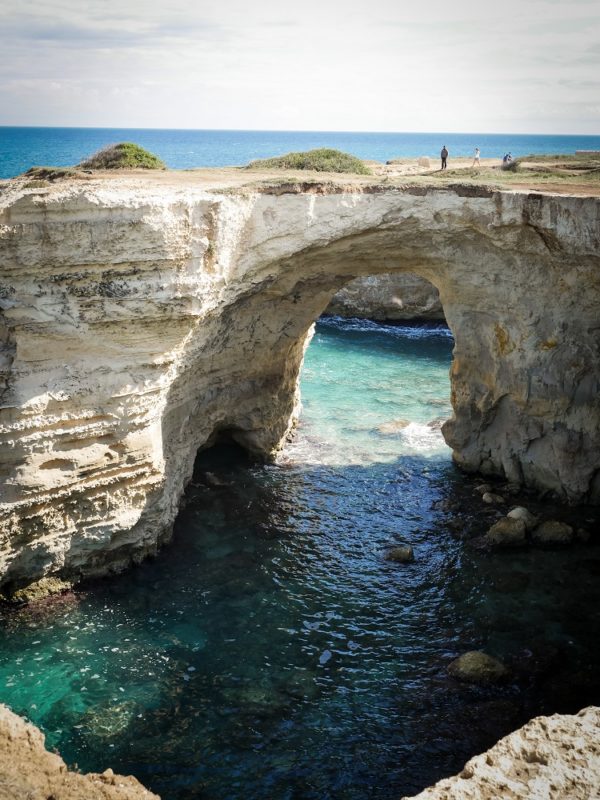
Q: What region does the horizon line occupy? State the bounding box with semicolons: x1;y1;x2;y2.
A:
1;124;599;138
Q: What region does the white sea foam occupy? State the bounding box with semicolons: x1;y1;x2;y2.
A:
398;422;447;453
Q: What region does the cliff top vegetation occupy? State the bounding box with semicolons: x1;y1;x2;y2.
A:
246;148;371;175
78;142;166;170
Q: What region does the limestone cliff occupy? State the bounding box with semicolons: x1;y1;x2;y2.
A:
402;706;600;800
326;273;445;320
0;175;599;592
0;704;158;800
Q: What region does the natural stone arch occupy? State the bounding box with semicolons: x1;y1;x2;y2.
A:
0;181;598;592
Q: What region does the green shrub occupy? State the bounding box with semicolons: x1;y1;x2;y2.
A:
78;142;166;170
246;148;371;175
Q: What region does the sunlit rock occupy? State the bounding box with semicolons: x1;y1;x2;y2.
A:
402;707;600;800
448;651;508;684
0;704;158;799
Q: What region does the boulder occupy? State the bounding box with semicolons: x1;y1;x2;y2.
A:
532;520;574;545
385;545;415;563
507;506;538;531
485;517;527;547
448;651;508;684
418;156;431;168
482;492;505;504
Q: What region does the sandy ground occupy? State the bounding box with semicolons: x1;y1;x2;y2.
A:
2;156;598;197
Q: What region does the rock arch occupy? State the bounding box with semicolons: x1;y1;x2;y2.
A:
0;180;599;590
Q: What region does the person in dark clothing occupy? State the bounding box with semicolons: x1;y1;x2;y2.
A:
441;146;448;169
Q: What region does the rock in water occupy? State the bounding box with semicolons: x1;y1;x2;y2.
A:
482;492;505;505
377;418;411;434
448;651;508;684
507;506;538;531
385;545;415;563
485;517;527;548
532;520;574;545
0;704;158;799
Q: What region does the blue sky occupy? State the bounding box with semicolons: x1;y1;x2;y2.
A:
0;0;599;133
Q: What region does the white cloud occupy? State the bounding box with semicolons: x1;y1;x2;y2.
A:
0;0;598;132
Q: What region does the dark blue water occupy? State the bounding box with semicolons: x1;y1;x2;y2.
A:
2;126;600;179
2;319;600;799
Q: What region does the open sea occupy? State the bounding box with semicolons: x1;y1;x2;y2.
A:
1;317;600;799
1;126;600;179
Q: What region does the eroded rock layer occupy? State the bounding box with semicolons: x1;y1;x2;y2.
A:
402;706;600;800
1;178;599;591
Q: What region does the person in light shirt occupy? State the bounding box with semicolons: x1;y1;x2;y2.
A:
472;147;480;167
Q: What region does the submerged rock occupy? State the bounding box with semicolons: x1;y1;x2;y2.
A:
532;520;574;545
385;545;415;563
0;704;158;799
485;517;527;548
448;651;508;684
377;418;410;434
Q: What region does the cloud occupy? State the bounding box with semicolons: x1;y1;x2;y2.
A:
0;0;598;133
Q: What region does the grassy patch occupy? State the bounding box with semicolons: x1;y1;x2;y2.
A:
78;142;166;170
245;148;371;175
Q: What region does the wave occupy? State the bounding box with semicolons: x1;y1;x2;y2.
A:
318;315;454;340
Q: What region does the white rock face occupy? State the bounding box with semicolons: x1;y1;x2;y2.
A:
326;272;445;320
402;706;600;800
0;178;599;591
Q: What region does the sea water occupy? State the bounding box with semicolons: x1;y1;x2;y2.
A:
1;318;599;799
2;126;600;178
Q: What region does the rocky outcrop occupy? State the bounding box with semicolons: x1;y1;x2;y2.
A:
0;704;158;799
0;176;599;593
326;273;445;320
402;706;600;800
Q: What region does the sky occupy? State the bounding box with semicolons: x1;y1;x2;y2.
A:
0;0;599;133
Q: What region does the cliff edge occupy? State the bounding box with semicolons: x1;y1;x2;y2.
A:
0;704;158;800
403;706;600;800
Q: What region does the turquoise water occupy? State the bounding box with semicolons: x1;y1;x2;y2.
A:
2;126;600;178
1;318;600;799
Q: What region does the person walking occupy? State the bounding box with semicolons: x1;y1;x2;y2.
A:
472;147;480;167
441;145;448;170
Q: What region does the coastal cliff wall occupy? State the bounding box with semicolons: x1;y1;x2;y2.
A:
326;272;445;320
0;178;599;591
